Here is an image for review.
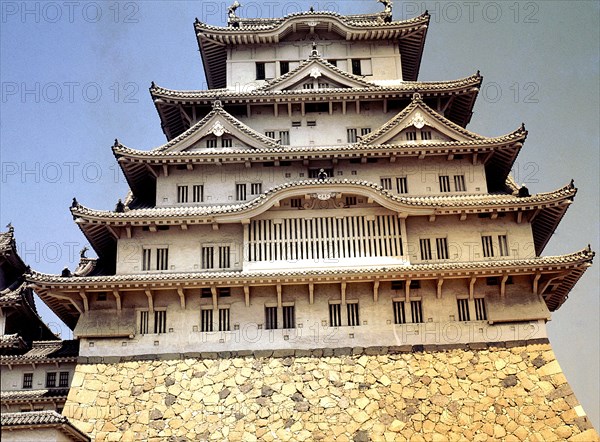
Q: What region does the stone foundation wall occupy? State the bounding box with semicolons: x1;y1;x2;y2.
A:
63;340;598;441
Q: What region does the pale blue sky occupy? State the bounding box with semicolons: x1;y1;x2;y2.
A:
1;0;598;427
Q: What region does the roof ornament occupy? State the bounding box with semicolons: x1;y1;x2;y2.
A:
227;1;241;27
518;184;530;198
378;0;393;22
410;112;427;129
71;197;79;208
209;121;227;137
113;138;119;147
569;178;575;189
115;199;125;213
310;67;322;79
309;6;315;12
310;41;319;57
5;222;13;233
61;267;72;278
79;246;89;259
412;92;422;101
317;168;328;181
213;99;223;109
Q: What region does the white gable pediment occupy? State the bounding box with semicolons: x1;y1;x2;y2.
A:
360;95;486;146
259;56;377;92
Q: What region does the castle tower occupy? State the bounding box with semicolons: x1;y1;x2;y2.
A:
28;2;597;440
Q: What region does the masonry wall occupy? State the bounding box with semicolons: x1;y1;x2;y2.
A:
63;341;598;441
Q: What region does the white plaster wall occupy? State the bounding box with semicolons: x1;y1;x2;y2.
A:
0;362;76;391
155;157;488;207
405;214;536;262
78;279;548;357
227;41;401;88
116;224;243;274
1;428;74;442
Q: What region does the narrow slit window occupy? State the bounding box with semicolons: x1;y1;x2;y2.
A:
396;177;408;194
283;305;295;329
219;308;230;331
23;373;33;389
420;238;432;260
393;301;406;324
329;303;341;327
265;306;278;330
193;185;204;203
474;298;487;321
498;235;509;256
410;300;423;323
457;299;471;322
439;175;451;192
139;310;149;334
347;303;359;326
454;175;466;192
482;235;494;257
436;238;449;260
156;248;169;270
177;185;188;203
201;309;213;332
380;177;392;190
236;183;247;201
154;310;167;334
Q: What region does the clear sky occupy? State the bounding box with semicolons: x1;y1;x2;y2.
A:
1;0;598;428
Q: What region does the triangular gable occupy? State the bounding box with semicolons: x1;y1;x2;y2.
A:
359;93;487;146
259;55;378;92
154;102;280;153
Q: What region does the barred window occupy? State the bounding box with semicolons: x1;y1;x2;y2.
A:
345;196;357;206
23;373;33;389
436;237;449;260
454;175;466;192
360;128;372;136
201;309;213;332
318;82;330;89
139;310;149;334
406;131;417;141
457;299;471;321
482;235;494;257
393;301;406;324
265;306;278;330
265;131;275;138
202;246;214;269
206;139;217;148
303;83;314;90
177;185;188;203
59;372;69;388
420;238;432;261
219;308;230;332
236;184;247;201
329;303;341;327
283;305;295;329
439;175;451;192
498;235;509;256
193;185;204;203
156;248;169;270
396;177;408;194
380;178;392;190
142;248;151;271
279;131;290;145
410;301;423;323
251;183;262;195
347;302;359;326
474;298;487;321
291;198;302;208
219;246;231;269
46;372;56;388
154;310;167;334
280;61;290;75
421;130;432;140
347;128;358;143
222;138;233;148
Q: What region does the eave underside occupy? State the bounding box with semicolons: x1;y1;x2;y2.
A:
153;87;479;142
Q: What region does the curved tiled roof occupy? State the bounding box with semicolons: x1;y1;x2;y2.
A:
150;73;482;100
1;389;69;402
259;55;377;90
27;249;594;286
1;410;90;441
0;340;79;363
70;179;575;222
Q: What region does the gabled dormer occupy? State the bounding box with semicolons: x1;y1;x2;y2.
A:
153;101;280;153
258;53;379;92
360;93;487;146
